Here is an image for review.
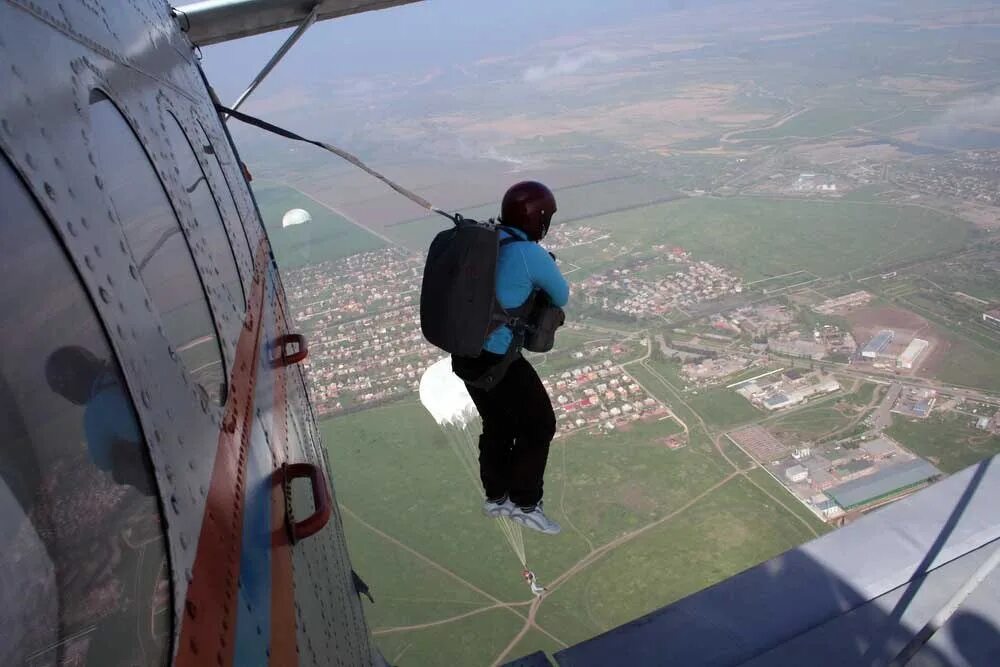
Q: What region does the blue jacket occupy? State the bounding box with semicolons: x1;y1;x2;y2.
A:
84;371;142;471
484;227;570;354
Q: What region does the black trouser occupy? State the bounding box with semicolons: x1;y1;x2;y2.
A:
453;353;556;508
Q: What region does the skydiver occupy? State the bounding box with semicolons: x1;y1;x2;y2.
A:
45;346;155;496
452;181;569;536
523;569;546;596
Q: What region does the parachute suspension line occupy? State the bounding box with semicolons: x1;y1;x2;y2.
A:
439;419;527;568
217;105;459;225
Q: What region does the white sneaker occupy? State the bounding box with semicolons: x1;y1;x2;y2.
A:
483;496;515;519
508;501;561;535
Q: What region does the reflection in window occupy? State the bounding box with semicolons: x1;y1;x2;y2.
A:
164;113;245;311
89;93;227;405
0;157;170;665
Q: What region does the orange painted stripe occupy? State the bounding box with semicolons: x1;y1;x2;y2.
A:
176;242;269;667
269;322;297;666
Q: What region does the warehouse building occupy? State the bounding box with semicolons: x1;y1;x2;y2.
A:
827;459;941;510
897;338;929;369
861;329;895;360
983;309;1000;330
785;465;809;483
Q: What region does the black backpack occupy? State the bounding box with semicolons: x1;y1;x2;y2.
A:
420;218;531;358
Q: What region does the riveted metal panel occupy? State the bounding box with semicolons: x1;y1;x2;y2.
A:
0;1;376;664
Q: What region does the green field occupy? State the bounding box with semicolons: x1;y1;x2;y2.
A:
685;388;764;430
729;105;897;142
535;476;819;644
253;182;386;268
925;334;1000;394
769;405;852;441
888;413;1000;474
843;382;879;407
386;175;679;251
570;197;968;282
323;391;824;665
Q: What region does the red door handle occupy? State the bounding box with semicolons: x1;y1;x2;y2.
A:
282;462;332;543
272;334;308;367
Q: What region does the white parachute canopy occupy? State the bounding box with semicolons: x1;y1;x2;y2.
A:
281;208;312;228
418;356;478;427
418;357;526;567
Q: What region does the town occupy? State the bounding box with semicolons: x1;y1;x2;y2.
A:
280;214;999;528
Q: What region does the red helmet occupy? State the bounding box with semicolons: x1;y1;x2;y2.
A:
501;181;556;241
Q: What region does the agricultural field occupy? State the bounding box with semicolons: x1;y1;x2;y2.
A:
253;182;386;268
928;336;1000;394
568;197;968;282
386;175;680;252
727;105;900;143
322;391;823;665
888;412;1000;474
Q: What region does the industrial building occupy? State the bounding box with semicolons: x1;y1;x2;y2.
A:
738;372;841;411
785;464;809;483
827;459;941;510
984;309;1000;330
892;387;937;419
897;338;929;369
861;329;895;360
860;437;897;460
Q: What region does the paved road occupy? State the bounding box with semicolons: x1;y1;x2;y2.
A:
874;383;903;432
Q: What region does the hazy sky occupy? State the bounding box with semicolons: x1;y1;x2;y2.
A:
202;0;676;101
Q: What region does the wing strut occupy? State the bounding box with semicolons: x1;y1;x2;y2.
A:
226;4;319;118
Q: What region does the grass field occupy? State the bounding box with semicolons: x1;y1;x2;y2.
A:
372;608;526;666
685;388;764;430
928;335;1000;393
254;182;386;268
728;106;896;142
569;197;968;282
769;405;852;441
535;476;820;644
387;175;678;252
843;382;879;407
323;387;824;665
888;413;1000;474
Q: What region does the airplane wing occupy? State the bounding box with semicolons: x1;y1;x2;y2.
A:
175;0;425;46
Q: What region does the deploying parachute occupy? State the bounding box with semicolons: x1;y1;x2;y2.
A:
418;357;527;569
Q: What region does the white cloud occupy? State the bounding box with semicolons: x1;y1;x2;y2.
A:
937;93;1000;127
523;50;617;83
